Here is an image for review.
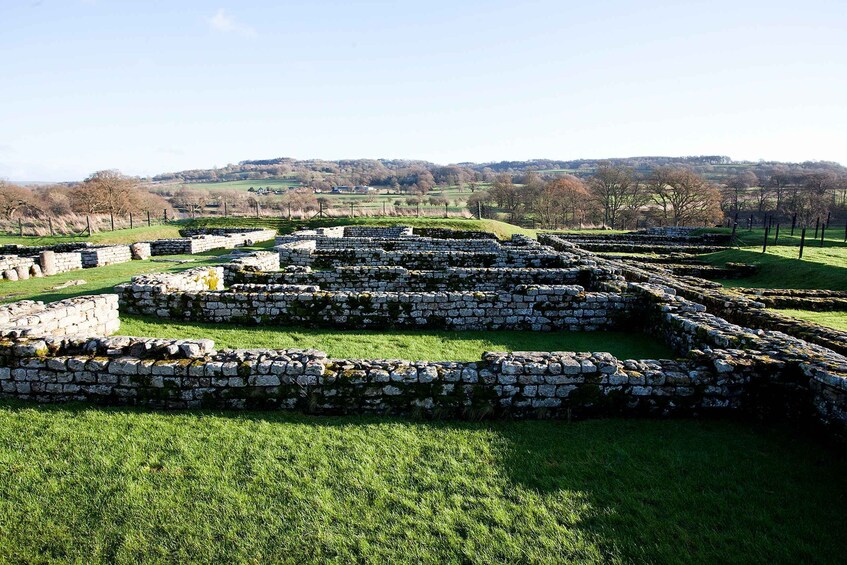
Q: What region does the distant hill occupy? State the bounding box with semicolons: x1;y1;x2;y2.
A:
151;155;846;191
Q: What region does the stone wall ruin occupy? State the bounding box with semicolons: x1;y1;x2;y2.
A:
0;225;845;442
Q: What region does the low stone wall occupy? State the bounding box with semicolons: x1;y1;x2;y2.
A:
2;277;847;440
0;255;37;280
148;229;277;255
279;247;571;270
276;234;506;252
737;288;847;311
546;231;730;253
224;251;280;275
50;251;84;274
0;342;738;415
80;245;132;268
118;274;634;330
540;233;847;356
342;226;413;238
413;227;498;240
226;265;601;292
119;266;224;296
0;242;92;257
0;294;119;339
0;329;842;433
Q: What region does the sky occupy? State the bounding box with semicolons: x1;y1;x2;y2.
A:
1;0;845;182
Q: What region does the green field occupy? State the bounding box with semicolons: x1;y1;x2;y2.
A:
0;404;844;564
773;309;847;332
701;246;847;290
120;316;672;361
707;226;847;249
0;250;231;303
0;224;184;246
177;178;303;192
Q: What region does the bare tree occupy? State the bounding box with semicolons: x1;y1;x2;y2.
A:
588;164;637;229
651;167;722;226
0;181;39;220
172;188;209;217
489;174;521;215
724;170;757;214
70;170;139;218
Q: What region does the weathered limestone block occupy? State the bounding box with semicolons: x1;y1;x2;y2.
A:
39;250;57;276
131;242;152;260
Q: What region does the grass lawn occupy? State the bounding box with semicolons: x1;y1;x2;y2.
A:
701;246;847;290
119;316;673;361
0;224;184;246
0;251;230;303
174;178;303;191
706;226;847;249
773;309;847;332
0;404;844;564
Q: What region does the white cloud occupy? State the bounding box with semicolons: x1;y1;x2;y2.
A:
207;9;256;37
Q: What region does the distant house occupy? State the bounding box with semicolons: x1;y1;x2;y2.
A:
353;185;374;194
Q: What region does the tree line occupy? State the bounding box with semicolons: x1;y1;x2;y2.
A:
3;159;845;231
0;171;173;222
474;165;724;229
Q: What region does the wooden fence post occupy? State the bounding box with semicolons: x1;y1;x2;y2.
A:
762;224;769;253
147;210;151;227
48;217;54;236
86;215;92;236
799;227;806;258
129;212;133;230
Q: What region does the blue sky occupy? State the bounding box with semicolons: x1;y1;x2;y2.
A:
1;0;845;181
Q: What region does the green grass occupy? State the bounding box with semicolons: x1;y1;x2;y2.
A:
701;246;847;290
177;178;303;191
0;251;230;303
773;309;847;332
705;226;847;249
0;404;844;564
0;223;184;246
119;316;673;361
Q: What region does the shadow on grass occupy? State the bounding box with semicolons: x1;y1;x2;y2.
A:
1;400;845;563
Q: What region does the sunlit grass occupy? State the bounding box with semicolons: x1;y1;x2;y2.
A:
119;316;673;361
0;404;844;564
773;309;847;332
